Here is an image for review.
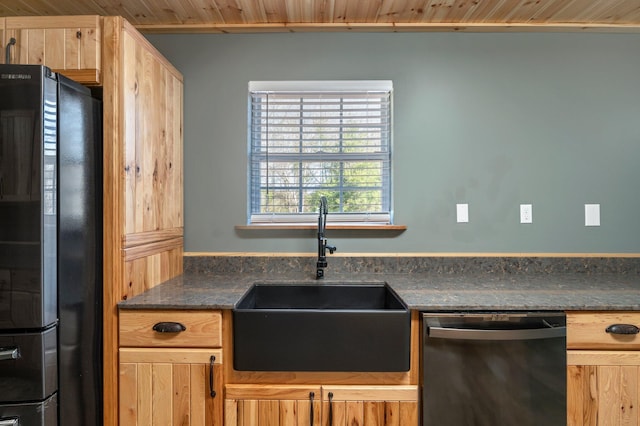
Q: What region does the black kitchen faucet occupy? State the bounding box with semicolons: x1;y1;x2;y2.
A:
316;196;336;279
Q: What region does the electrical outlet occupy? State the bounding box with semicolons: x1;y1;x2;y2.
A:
520;204;532;224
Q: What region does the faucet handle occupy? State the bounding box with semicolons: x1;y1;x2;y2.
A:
327;245;336;254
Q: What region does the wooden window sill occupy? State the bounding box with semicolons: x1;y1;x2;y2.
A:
235;224;407;231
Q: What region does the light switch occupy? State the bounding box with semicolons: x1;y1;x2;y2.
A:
456;204;469;223
585;204;600;226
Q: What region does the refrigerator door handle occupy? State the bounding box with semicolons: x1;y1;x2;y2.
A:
0;346;19;361
0;417;19;426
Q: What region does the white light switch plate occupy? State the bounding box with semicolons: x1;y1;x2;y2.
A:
456;204;469;223
585;204;600;226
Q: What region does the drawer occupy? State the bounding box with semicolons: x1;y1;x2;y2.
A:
567;312;640;350
119;310;222;348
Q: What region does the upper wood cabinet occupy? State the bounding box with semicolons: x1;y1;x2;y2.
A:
120;25;183;241
101;16;184;426
2;16;101;85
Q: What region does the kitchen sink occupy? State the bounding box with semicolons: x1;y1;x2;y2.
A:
232;282;410;372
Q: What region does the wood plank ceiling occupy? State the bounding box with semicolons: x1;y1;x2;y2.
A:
1;0;640;33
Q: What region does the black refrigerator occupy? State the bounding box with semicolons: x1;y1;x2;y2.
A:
0;64;102;426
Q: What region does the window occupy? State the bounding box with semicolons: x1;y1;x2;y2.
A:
248;81;392;225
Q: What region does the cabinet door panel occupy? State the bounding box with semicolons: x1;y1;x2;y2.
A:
120;349;222;426
4;16;101;84
323;386;419;426
225;386;320;426
568;351;640;426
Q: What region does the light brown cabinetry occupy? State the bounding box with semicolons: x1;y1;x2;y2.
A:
102;16;184;426
567;312;640;426
2;14;183;426
225;385;321;426
225;384;418;426
321;386;418;426
2;16;101;85
119;310;223;426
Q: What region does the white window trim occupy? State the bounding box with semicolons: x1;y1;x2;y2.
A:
247;80;393;225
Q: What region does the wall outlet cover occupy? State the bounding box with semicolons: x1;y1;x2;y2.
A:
585;204;600;226
456;204;469;223
520;204;533;224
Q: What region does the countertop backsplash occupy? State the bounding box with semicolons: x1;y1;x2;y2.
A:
184;255;640;277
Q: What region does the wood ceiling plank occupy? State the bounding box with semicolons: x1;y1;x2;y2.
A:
550;0;606;23
331;0;360;22
215;0;249;24
459;0;507;23
583;0;640;24
499;0;553;23
187;0;226;24
2;0;640;30
376;0;413;23
345;0;384;22
266;0;292;22
235;0;268;23
525;0;582;24
422;0;460;23
318;0;336;23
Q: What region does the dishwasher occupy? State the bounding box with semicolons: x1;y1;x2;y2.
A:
422;312;566;426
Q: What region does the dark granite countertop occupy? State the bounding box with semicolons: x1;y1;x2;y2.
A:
119;256;640;311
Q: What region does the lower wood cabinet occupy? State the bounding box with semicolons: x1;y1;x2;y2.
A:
120;348;223;426
568;352;640;425
321;386;418;426
225;385;321;426
224;384;418;426
567;312;640;426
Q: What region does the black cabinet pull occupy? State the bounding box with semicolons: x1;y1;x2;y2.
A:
152;322;186;333
328;392;334;426
606;324;640;335
309;392;315;426
209;355;216;398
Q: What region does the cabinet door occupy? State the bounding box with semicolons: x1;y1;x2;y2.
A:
119;348;223;426
4;16;101;85
322;386;419;426
121;28;183;239
225;385;321;426
567;350;640;426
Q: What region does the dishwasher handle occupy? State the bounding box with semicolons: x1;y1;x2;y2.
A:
428;325;566;341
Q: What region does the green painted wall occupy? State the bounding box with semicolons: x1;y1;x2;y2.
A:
147;32;640;253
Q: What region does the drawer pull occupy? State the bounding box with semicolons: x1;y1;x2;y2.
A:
152;322;187;333
606;324;640;335
0;347;19;361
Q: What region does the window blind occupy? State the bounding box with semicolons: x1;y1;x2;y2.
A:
248;81;392;225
